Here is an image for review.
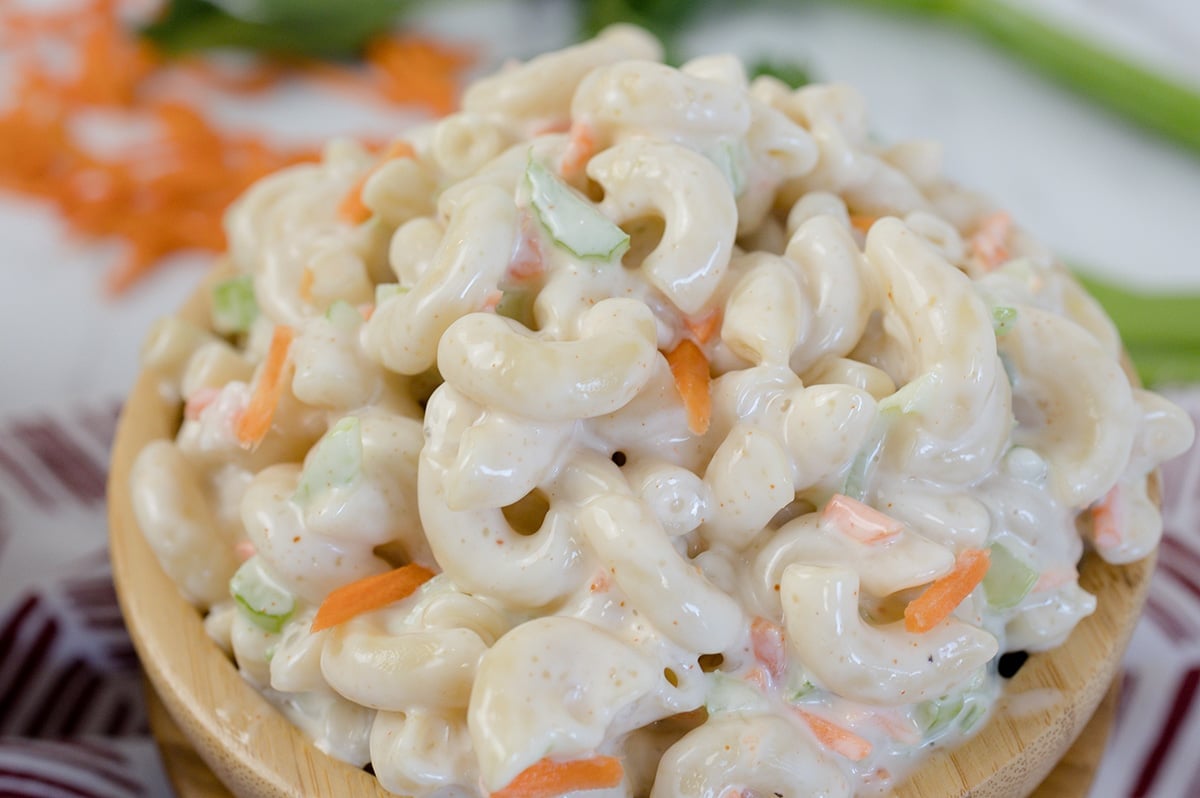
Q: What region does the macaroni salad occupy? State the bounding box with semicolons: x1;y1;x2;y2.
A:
131;26;1195;797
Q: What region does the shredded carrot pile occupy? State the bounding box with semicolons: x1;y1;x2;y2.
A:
0;1;474;294
491;756;624;798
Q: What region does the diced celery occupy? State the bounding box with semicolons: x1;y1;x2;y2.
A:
230;556;294;633
705;140;748;196
879;373;937;416
526;158;629;261
786;669;818;702
916;693;964;736
705;672;769;715
211;275;257;335
983;542;1037;609
495;289;536;328
374;283;408;306
294;417;363;504
324;300;362;330
992;305;1018;336
842;417;887;501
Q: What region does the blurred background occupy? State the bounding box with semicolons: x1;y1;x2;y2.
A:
0;1;1198;796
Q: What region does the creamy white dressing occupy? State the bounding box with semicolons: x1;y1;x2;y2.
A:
130;27;1195;798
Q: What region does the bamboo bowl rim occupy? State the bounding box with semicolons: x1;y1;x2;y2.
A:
108;264;1157;798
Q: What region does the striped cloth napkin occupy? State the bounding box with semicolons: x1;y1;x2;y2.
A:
0;392;1198;797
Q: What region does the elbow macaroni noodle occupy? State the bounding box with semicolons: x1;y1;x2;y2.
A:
130;28;1195;797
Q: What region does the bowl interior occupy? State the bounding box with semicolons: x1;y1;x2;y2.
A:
108;265;1155;798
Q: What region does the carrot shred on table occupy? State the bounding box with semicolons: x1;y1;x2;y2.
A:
968;211;1012;271
491;756;624;798
0;1;473;293
793;708;872;761
311;563;436;632
666;339;711;436
903;548;991;633
683;308;721;345
750;617;787;681
234;325;294;448
1090;485;1123;551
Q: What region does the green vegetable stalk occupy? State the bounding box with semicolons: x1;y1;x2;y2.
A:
838;0;1200;155
1074;271;1200;386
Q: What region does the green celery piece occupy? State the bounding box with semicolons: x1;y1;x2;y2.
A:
840;0;1200;155
916;693;965;736
1123;342;1200;388
230;557;294;633
142;0;408;58
1074;272;1200;350
526;158;630;261
991;305;1017;336
211;274;257;335
496;289;537;328
982;542;1037;609
294;417;364;504
325;300;363;330
375;283;409;306
705;672;769;715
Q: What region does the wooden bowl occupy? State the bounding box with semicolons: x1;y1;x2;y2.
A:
109;265;1156;798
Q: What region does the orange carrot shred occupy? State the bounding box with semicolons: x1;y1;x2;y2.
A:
1091;485;1123;550
337;140;417;225
969;211;1012;271
559;121;596;178
298;268;315;303
683;308;721;345
234;325;294;448
666;339;711;436
849;214;879;235
491;756;624;798
794;709;872;761
750;617;787;681
311;563;436;633
904;548;991;633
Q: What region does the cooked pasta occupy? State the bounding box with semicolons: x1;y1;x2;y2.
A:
130;26;1194;797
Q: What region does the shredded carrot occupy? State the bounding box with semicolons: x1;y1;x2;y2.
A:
364;36;475;117
184;387;221;421
358;303;376;321
0;2;472;293
311;563;436;633
683;308;722;345
793;709;872;761
337;140;418;225
234;540;256;562
822;494;903;544
904;548;991;633
1091;485;1123;551
1034;566;1076;593
491;756;623;798
968;211;1012;271
849;214;879;235
234;325;294;448
666;339;711;436
481;291;503;312
508;213;545;282
559;120;597;179
298;268;315;303
750;617;787;681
